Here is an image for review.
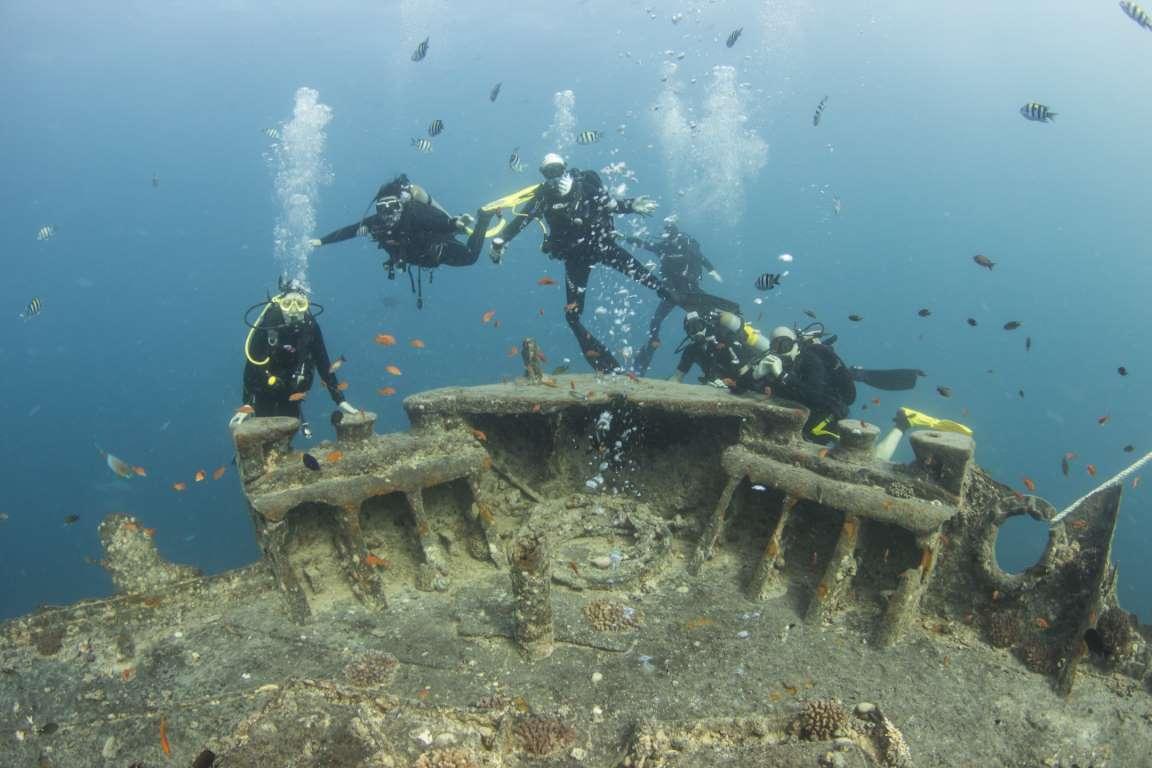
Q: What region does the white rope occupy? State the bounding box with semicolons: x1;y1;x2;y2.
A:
1050;450;1152;525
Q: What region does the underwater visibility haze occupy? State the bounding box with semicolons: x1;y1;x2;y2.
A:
1;0;1150;628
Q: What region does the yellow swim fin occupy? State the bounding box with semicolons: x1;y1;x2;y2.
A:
481;184;542;213
899;407;973;437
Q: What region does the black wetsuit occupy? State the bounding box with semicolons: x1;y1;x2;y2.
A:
627;231;715;374
242;307;345;420
318;199;489;270
772;343;856;443
497;169;664;372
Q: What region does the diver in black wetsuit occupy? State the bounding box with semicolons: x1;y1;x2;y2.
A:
621;217;723;375
232;280;359;438
489;153;673;372
312;175;493;306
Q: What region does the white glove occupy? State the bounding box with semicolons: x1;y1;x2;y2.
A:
753;354;784;381
229;411;250;429
455;213;475;232
490;237;506;264
339;402;360;416
308;238;323;247
632;196;658;216
708;269;723;283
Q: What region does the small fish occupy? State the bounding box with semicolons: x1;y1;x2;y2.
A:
725;27;743;47
1022;476;1036;492
1124;444;1135;453
236;404;255;415
1020;102;1057;122
36;225;57;241
99;447;135;479
937;385;953;397
1118;366;1128;376
508;147;526;172
262;127;280;140
411;36;429;62
364;553;389;568
336;381;349;392
1018;389;1025;398
288;392;307;402
326;450;343;463
917;308;931;317
812;95;828;127
576;130;603;145
377;386;397;396
1133;476;1142;489
537;276;557;286
1086;464;1097;477
1003;321;1022;331
481;309;496;324
375;333;397;346
1061;455;1070;476
194;470;206;482
755;272;784;291
159;716;171;757
411;137;433;153
832;196;842;215
329;355;346;373
385;365;403;376
302;453;321;471
172;482;187;492
1025;336;1032;352
803;309;817;319
212;466;227;481
848;314;863;322
470;428;487;443
552;364;570;375
967;317;978;327
507;346;519;357
152;173;160;188
1098;415;1110;425
973;254;995;270
427;119;444;137
1034;617;1050;630
37;722;58;735
1120;0;1152;30
0;512;8;522
489;81;502;102
19;297;42;319
410;338;426;349
63;514;80;525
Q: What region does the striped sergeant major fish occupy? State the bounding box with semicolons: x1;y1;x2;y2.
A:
813;95;828;127
508;147;526;172
262;127;280;140
576;130;603;145
726;27;743;48
427;119;444;137
19;297;42;319
411;137;433;153
490;82;502;102
36;225;56;241
411;36;429;62
1020;102;1057;122
1120;0;1152;30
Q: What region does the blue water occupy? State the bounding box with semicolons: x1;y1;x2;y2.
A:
2;0;1149;621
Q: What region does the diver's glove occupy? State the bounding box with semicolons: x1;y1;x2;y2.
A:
632;196;658;216
229;411;250;429
339;402;360;416
490;237;506;264
753;354;784;381
453;213;474;233
308;238;323;248
708;269;723;283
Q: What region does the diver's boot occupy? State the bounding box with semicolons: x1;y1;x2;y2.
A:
633;337;659;376
569;319;620;373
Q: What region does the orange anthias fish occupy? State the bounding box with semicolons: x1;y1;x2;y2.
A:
1086;464;1098;478
375;333;397;346
212;466;227;481
235;404;255;415
288;392;307;402
364;553;389;568
507;346;519;357
470;428;487;443
537;276;557;286
132;466;148;477
326;450;343;463
159;716;171;756
410;339;426;349
194;470;207;482
336;381;349;391
481;310;496;324
172;482;187;492
385;365;402;376
1022;476;1036;492
377;386;397;396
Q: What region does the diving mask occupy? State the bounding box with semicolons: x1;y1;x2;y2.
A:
375;192;408;227
274;291;310;322
684;311;707;341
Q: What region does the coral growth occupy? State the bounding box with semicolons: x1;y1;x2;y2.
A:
582;600;643;632
851;703;912;768
795;699;850;741
983;611;1022;649
1097;607;1134;657
412;748;479;768
30;623;65;657
514;716;576;756
1016;638;1055;674
343;651;399;687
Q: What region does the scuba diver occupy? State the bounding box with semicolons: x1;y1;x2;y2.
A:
487;153;674;373
311;174;495;308
231;279;359;438
619;216;723;375
672;311;921;443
